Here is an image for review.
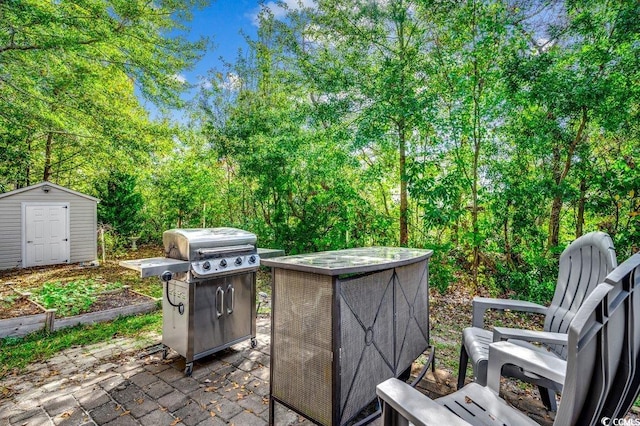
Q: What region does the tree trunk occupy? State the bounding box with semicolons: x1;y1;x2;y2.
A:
548;195;562;248
399;121;408;247
43;132;53;181
26;136;32;186
548;144;562;248
547;107;588;249
504;199;512;266
576;177;586;238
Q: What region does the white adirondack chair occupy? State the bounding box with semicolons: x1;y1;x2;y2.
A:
377;253;640;426
457;231;617;409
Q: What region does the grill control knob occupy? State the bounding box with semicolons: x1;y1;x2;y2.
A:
203;261;211;270
235;257;243;266
219;259;227;268
248;255;256;264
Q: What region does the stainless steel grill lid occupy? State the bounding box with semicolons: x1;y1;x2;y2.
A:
163;227;257;260
121;227;259;279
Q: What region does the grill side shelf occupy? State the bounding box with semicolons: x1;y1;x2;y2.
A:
119;257;191;278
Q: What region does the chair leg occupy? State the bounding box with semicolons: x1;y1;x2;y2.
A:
538;386;557;411
457;344;469;390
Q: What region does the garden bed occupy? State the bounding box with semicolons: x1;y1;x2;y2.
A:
0;245;164;300
0;245;272;337
0;288;43;320
0;247;164;338
0;287;48;338
0;286;158;338
51;288;157;331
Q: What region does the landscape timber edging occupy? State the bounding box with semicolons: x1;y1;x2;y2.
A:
52;298;158;331
0;311;47;339
0;290;160;338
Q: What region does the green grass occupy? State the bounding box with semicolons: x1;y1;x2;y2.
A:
0;311;162;378
430;340;461;373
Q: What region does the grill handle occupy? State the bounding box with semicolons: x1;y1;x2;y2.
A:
197;244;255;256
216;287;224;318
226;285;234;314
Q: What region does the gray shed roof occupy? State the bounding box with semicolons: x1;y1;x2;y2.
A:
0;181;100;202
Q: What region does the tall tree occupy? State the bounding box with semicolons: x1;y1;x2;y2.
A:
297;0;433;246
505;0;640;249
197;6;386;253
0;0;207;188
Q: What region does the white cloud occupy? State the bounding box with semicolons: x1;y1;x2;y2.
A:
171;74;187;84
248;0;315;26
198;77;213;90
221;72;242;91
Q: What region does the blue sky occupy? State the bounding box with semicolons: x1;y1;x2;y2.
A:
143;0;259;119
182;0;259;85
184;0;314;80
145;0;313;119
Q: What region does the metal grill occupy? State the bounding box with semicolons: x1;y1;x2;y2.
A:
120;227;260;376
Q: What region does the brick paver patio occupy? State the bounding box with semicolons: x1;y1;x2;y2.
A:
0;318;322;426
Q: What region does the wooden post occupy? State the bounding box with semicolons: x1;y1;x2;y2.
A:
202;203;207;228
101;227;106;264
45;309;56;333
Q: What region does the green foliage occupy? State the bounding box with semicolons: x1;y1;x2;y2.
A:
32;280;98;317
190;0;638;298
98;228;131;257
1;0;638;304
427;243;460;294
96;171;144;237
0;0;206;189
492;253;557;305
0;294;19;309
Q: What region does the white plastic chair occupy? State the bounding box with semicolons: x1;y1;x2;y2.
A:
377;253;640;426
457;231;617;409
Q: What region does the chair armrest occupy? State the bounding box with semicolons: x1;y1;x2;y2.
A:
376;379;471;426
472;297;548;328
492;327;568;346
486;341;567;394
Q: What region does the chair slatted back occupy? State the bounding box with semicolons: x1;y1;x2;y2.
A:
553;279;625;426
544;232;617;358
602;253;640;420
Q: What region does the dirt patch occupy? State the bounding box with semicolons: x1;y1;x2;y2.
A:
0;285;43;320
0;297;42;320
76;288;153;316
0;245;163;319
422;284;556;425
0;245;162;289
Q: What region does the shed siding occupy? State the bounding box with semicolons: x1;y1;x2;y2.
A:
0;185;97;270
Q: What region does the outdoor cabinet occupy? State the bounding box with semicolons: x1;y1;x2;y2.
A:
262;247;433;426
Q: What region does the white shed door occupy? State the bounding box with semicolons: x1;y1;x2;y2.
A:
24;204;70;267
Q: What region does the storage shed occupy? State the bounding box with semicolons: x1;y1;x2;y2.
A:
0;181;99;270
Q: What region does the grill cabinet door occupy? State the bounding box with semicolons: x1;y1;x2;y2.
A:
193;273;254;357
